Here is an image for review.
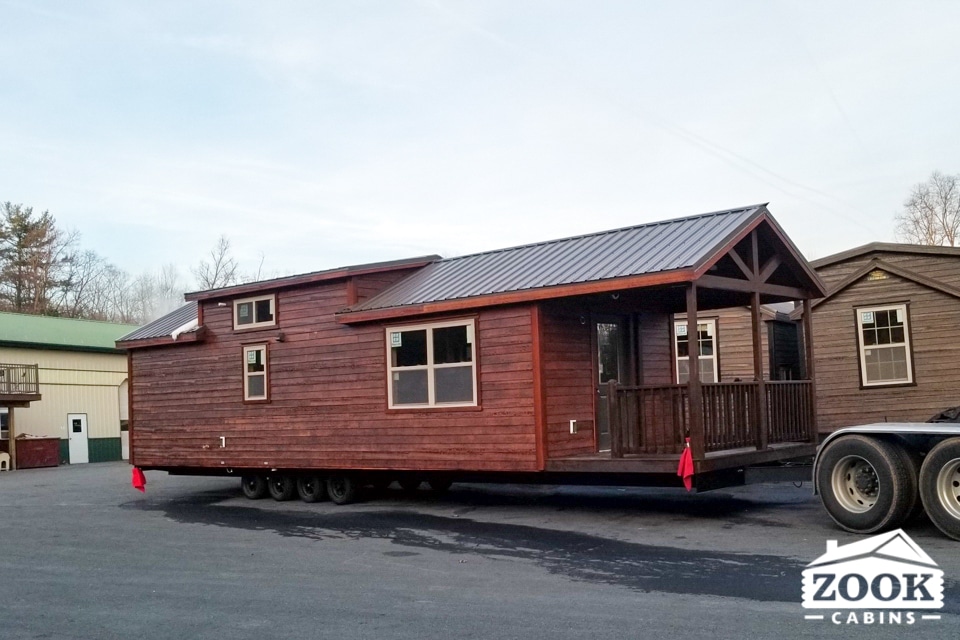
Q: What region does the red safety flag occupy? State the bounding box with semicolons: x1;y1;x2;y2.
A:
132;467;146;493
677;437;694;491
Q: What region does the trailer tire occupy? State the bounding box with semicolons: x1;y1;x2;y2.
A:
816;435;914;534
296;475;326;503
327;475;358;505
398;477;421;492
267;475;296;501
919;438;960;541
241;475;267;500
426;476;453;493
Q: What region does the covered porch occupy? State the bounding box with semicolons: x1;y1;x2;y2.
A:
539;215;825;478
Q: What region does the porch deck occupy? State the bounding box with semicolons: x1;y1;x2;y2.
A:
0;363;41;407
545;441;817;475
547;378;817;476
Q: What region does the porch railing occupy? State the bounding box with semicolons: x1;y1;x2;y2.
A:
0;364;40;397
604;380;814;457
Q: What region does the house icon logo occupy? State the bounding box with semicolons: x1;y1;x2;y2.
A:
802;529;944;625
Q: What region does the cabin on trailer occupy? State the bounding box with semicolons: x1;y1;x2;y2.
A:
800;242;960;432
118;205;827;492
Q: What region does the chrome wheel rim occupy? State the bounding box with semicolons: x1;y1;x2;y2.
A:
935;458;960;519
831;455;879;513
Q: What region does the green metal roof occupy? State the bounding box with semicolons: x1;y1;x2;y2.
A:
0;312;140;353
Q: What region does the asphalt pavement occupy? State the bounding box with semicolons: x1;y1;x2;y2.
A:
0;462;957;640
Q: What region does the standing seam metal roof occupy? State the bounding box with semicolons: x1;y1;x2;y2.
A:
349;205;763;312
117;302;198;342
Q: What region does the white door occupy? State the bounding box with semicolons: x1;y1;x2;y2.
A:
67;414;89;464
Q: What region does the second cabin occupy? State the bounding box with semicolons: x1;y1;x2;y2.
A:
119;204;827;488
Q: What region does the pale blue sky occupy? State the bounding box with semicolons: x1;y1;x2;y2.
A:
1;1;958;278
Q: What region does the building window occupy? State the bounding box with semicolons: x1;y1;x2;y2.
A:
675;319;718;383
857;304;912;386
234;295;276;330
243;345;269;401
387;319;476;408
0;408;7;440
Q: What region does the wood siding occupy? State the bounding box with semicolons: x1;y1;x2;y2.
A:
540;306;596;458
813;253;960;431
675;308;773;381
638;312;673;385
130;280;539;472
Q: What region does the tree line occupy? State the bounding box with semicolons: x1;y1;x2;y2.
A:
0;202;262;325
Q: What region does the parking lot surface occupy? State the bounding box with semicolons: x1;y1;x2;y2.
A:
1;462;957;639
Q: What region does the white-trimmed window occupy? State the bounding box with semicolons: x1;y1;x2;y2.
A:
243;345;269;401
234;295;276;330
387;319;477;408
0;408;7;440
857;304;913;386
675;319;718;383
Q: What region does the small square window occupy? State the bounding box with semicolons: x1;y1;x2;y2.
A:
234;295;276;330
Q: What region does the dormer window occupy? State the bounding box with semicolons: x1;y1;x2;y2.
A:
234;295;276;330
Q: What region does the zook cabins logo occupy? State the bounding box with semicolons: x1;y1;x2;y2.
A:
802;530;944;625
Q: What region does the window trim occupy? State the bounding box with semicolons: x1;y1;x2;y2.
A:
386;318;478;409
674;317;719;384
233;295;277;331
242;344;270;402
855;303;914;388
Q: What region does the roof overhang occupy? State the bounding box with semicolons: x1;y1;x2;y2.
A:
116;326;207;350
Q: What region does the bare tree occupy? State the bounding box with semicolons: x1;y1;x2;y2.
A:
192;235;239;290
895;172;960;246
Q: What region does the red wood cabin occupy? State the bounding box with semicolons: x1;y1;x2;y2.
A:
118;205;827;493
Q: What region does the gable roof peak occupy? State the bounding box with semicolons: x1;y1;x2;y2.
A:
812;242;960;269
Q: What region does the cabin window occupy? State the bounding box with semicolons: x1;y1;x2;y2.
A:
234;295;276;330
675;319;718;383
856;304;912;386
387;319;476;408
243;345;269;401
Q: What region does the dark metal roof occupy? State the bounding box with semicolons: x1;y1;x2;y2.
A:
185;255;440;302
349;205;764;313
811;242;960;269
118;302;198;342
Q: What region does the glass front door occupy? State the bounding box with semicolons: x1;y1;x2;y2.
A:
595;318;627;452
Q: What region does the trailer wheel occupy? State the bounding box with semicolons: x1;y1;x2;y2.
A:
398;477;422;492
327;474;358;505
426;476;453;493
919;438;960;540
296;475;326;503
241;475;267;500
267;475;296;501
816;435;914;534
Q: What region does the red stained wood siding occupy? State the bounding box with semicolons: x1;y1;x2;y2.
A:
539;305;597;458
130;278;539;472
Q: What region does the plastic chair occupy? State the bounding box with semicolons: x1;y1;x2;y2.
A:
0;451;10;471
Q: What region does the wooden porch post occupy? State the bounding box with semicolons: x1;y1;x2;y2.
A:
686;284;705;461
607;379;623;458
751;291;768;450
803;298;819;442
8;407;15;471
